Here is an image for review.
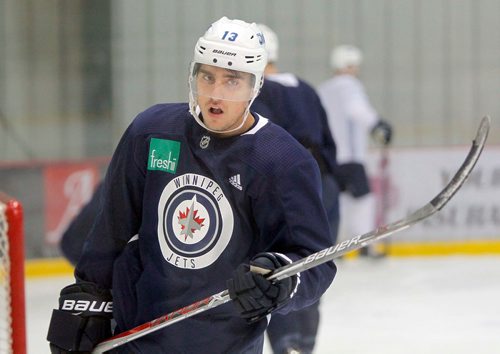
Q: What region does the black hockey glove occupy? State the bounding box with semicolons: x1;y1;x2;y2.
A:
336;162;371;198
371;119;393;146
47;282;113;354
227;252;298;323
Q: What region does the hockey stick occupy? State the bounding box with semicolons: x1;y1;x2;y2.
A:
92;116;490;354
373;143;391;257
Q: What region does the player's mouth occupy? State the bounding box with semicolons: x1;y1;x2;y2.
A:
208;106;224;115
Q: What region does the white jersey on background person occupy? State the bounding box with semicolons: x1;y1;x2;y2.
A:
318;73;377;241
317;74;378;165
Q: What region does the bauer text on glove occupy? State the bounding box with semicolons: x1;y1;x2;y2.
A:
46;282;113;354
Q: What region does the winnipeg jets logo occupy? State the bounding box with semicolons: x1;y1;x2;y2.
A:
177;196;205;241
157;173;234;269
257;32;265;45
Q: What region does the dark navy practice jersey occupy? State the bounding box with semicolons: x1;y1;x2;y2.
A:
75;103;336;353
252;73;338;176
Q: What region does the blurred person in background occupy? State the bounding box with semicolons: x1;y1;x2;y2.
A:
252;24;340;354
317;45;392;257
59;182;104;265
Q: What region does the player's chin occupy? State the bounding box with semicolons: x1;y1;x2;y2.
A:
203;110;228;124
203;118;228;132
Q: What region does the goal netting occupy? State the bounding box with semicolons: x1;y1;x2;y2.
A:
0;192;26;354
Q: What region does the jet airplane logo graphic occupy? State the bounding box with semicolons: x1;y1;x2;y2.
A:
177;196;205;241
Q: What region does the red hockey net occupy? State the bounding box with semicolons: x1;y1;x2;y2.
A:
0;192;26;354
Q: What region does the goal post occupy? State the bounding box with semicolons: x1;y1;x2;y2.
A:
0;192;26;354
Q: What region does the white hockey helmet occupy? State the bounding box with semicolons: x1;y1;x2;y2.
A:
330;45;363;70
189;17;267;132
257;23;279;62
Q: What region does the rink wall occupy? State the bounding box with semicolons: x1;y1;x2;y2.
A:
1;146;498;278
365;144;500;256
0;157;109;261
366;145;500;241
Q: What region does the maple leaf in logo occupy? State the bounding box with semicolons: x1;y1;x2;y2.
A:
177;197;205;241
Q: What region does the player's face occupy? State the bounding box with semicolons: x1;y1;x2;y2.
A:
194;64;255;135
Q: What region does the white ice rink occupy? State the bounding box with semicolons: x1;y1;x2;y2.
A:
26;256;500;353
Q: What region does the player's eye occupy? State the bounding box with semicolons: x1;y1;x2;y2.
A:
201;73;215;84
226;78;240;87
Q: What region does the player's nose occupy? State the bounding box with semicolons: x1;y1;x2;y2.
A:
210;82;226;99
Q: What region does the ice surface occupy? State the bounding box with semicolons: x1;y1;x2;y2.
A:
26;256;500;353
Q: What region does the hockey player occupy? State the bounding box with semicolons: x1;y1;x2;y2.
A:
59;182;103;265
252;24;340;244
251;24;340;354
47;17;336;353
317;45;392;257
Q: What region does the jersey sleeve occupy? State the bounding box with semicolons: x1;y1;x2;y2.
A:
75;120;146;289
60;182;104;266
343;79;378;128
251;152;337;313
313;87;339;174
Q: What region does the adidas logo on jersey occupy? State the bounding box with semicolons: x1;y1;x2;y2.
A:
229;174;242;190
